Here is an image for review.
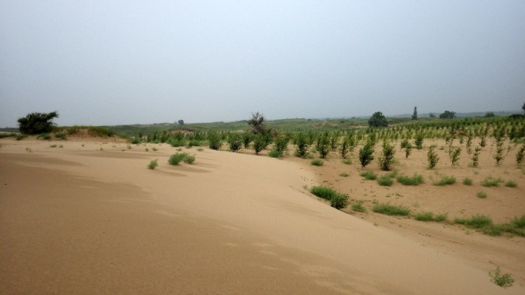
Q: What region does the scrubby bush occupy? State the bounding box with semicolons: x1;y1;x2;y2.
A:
449;147;461;166
147;159;158;170
504;180;517;188
311;159;324;166
359;142;375;168
414;133;424;150
490;267;514;288
476;191;487;198
372;203;410;216
330;193;349;210
368;112;388;128
228;133;242;152
183;154;196;164
414;212;434;221
208;132;222;150
433;175;456;186
454;214;493;229
396;174;424;186
294;133;309;158
54;132;67;140
378;141;395;171
18;111;59;135
351;201;366;212
360;171;377;180
268;150;281;158
253;135;268;155
427;145;439;169
377;175;394;186
168;153;195;165
462;177;473;185
481;176;502;187
309;186;348;209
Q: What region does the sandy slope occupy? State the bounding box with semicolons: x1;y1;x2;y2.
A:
0;138;523;294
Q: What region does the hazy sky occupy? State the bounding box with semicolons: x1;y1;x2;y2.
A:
1;1;524;126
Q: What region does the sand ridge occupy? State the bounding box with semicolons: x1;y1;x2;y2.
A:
1;138;523;294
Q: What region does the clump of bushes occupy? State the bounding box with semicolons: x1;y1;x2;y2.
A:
414;212;447;222
396;173;424;186
481;176;502;187
309;186;348;209
168;153;195;165
360;171;377;180
433;175;456;186
351;201;366;212
372;203;410;216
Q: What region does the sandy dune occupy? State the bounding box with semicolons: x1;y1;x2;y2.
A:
1;138;523;294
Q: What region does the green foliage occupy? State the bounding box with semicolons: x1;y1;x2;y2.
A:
339;172;349;177
351;201;366;212
489;267;514;288
147;159;158;170
462;177;473;185
476;191;487;199
342;158;352;165
242;131;253;148
404;143;412;158
253;135;268;155
414;133;424;150
449;147;461;166
228;133;242;152
358;142;375;168
396;173;424;185
40;133;52;140
273;135;289;153
377;175;394;186
268;150;282;158
372;203;410;216
439;110;456;119
433;175;456;186
339;138;349;159
378;141;395;171
412;106;418;120
414;212;435;221
311;159;324;166
317;134;330;158
309;186;348;210
294;133;309;158
504;180;517;188
54;132;67;140
168;152;194;165
368;111;388;127
207;131;222;150
247;112;266;134
360;171;377;180
470;146;481;167
18;111;59;135
427;145;439;169
0;133;17;139
481;176;502;187
516;144;525;166
454;214;493;229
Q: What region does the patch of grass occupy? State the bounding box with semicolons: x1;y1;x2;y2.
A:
434;213;448;223
396;173;424;186
168;153;190;165
40;133;52;140
147;159;158;170
339;172;349;177
54;132;67;140
311;159;324;166
433;175;456;186
197;148;204;152
342;158;352;165
462;177;472;185
372;203;410;216
351;201;366;212
309;186;348;210
414;212;434;221
183;154;196;164
268;150;282;158
489;267;514;288
377;175;394;186
504;180;517;188
481;176;502;187
454;214;493;229
360;171;377;180
476;191;487;199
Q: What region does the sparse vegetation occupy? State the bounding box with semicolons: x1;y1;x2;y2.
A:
309;186;348;209
351;201;366;212
462;177;473;185
148;159;158;170
168;152;194;165
433;175;456;186
427;145;439;169
378;141;395;171
476;191;487;199
377;174;394;186
504;180;517;188
481;176;502;187
489;267;514;288
360;171;377;180
372;203;410;216
396;174;424;186
311;159;324;166
358;141;375;168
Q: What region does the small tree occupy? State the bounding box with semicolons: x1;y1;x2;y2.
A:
412;106;418;120
359;141;375;168
18;111;59;134
414;133;424;150
429;113;436;118
252;135;267;155
484;112;495;118
294;133;309;158
449;147;461;166
368;112;388;128
247;112;266;134
228;133;242;152
207;131;222;150
427;145;439;169
378;141;395;171
439;110;456;119
178;120;185;125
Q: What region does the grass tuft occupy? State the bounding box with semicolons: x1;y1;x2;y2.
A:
433;175;456;186
476;191;487;198
147;159;158;170
481;176;502;187
351;201;366;212
360;171;377;180
311;159;324;166
309;186;348;210
396;173;424;186
462;177;473;185
504;180;517;188
377;175;394;186
454;214;492;229
372;203;410;216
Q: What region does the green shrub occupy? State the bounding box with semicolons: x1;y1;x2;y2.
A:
16;134;27;140
54;132;67;140
294;133;309;158
360;171;377;180
462;177;473;185
168;139;186;147
342;158;352;165
330;193;349;210
516;144;525;166
481;176;502;187
378;141;395;171
168;153;188;165
404;143;413;158
427;145;439;169
504;180;517;188
476;191;487;198
449;147;461;166
148;159;158;170
358;142;375;168
489;267;514;288
311;159;324;166
228;134;242;152
18;111;58;134
40;133;51;140
187;140;201;147
268;150;281;158
433;175;456;186
183;154;196;164
253;135;268;155
372;203;410;216
273;135;289;153
339;172;349;177
310;186;337;200
434;213;448;223
377;175;394;186
396;174;424;186
454;214;493;229
351;201;366;212
414;133;424;150
208;132;222;150
414;212;434;221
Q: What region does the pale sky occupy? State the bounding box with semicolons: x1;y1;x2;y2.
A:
1;1;524;127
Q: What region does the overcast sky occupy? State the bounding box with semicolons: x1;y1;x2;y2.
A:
1;1;524;127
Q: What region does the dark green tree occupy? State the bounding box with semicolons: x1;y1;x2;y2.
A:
484;112;495;118
247;112;266;134
18;111;59;134
412;107;418;120
439;110;456;119
368;112;388;127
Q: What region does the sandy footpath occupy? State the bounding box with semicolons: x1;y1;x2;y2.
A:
1;138;523;294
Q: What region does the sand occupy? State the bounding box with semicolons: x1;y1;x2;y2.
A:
1;137;524;294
